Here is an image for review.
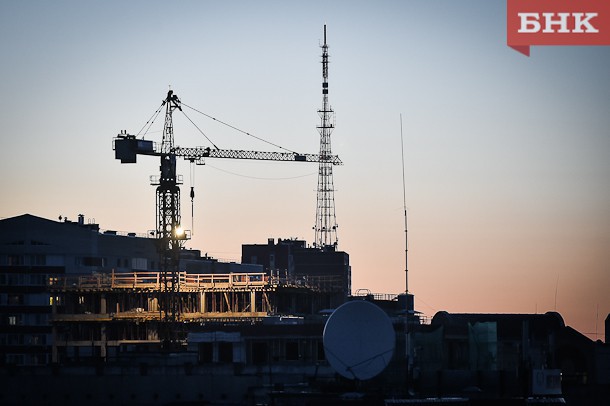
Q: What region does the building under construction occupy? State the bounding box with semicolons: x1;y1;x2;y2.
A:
0;214;350;366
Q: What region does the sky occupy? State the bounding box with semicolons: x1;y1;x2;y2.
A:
1;1;609;340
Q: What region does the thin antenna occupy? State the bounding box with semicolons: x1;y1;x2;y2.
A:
554;274;559;310
400;113;411;395
400;114;408;295
324;24;327;45
596;303;599;340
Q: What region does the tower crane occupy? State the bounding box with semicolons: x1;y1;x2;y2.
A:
113;89;342;348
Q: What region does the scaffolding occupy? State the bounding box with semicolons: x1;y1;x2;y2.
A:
48;270;345;362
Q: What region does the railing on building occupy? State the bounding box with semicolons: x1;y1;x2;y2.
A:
48;271;344;292
352;289;431;325
353;289;401;302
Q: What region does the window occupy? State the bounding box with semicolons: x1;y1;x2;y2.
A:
6;354;25;365
82;257;104;267
252;342;268;364
31;254;46;265
29;334;47;345
132;258;148;270
33;314;49;326
8;294;24;305
46;255;64;266
198;343;213;363
285;341;299;361
218;342;233;363
8;255;23;266
50;296;62;306
27;294;48;306
7;274;22;285
317;341;325;361
29;274;46;286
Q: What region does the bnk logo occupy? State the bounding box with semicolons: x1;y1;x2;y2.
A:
518;12;598;33
507;0;610;56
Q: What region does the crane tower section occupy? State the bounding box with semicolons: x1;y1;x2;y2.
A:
314;25;339;250
153;91;186;341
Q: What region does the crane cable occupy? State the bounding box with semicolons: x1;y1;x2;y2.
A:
190;160;195;236
136;99;296;154
136;102;165;139
181;102;298;154
179;108;219;150
206;163;316;180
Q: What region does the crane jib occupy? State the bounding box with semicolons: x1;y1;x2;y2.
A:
186;148;341;164
114;134;342;165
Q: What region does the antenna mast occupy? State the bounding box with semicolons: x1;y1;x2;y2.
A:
314;24;339;250
401;114;408;295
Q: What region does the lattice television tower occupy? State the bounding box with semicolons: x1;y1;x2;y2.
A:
313;25;339;250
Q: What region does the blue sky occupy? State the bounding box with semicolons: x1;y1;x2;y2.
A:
1;1;609;339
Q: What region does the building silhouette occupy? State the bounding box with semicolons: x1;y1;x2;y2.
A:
1;213;608;405
242;237;351;308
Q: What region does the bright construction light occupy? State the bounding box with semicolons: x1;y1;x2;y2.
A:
175;226;184;237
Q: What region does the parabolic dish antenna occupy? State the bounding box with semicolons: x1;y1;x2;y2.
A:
323;300;395;380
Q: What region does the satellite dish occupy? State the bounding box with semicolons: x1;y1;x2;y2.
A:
323;300;395;380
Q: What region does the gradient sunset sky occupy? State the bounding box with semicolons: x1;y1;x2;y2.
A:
1;1;609;340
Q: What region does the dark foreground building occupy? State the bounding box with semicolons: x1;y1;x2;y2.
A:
412;312;610;404
242;237;351;307
1;214;609;405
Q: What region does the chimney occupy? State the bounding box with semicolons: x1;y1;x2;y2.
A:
78;214;85;225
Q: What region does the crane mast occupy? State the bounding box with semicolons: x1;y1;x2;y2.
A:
153;91;185;347
314;24;339;250
113;88;342;349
